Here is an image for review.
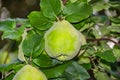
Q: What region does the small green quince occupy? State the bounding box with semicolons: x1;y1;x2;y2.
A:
12;65;47;80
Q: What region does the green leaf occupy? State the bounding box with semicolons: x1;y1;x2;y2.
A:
92;16;108;23
0;61;23;72
0;19;25;40
15;18;32;28
78;57;90;64
109;1;120;8
99;61;111;71
2;26;25;40
113;47;120;61
92;27;102;39
107;25;120;33
28;11;53;30
94;70;110;80
96;50;116;62
69;0;77;3
80;22;94;31
22;31;44;58
100;27;110;36
109;17;120;24
93;0;109;12
73;18;94;31
81;63;91;70
18;29;27;62
64;62;90;80
33;51;62;68
0;19;16;31
63;2;92;23
42;62;71;79
40;0;62;19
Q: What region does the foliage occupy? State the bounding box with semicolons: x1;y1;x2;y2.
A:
0;0;120;80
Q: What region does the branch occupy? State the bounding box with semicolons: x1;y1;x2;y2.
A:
87;37;120;47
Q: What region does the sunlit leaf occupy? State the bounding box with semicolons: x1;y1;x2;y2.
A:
28;11;53;30
40;0;62;19
63;1;92;23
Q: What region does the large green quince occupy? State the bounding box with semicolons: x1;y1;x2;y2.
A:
12;65;47;80
44;20;81;61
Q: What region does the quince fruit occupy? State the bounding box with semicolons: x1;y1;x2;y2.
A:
12;65;47;80
44;20;81;61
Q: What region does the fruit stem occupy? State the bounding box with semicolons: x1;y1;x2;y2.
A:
25;59;28;64
27;54;32;65
55;15;60;22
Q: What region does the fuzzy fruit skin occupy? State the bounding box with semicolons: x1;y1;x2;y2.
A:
44;20;81;61
12;65;47;80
